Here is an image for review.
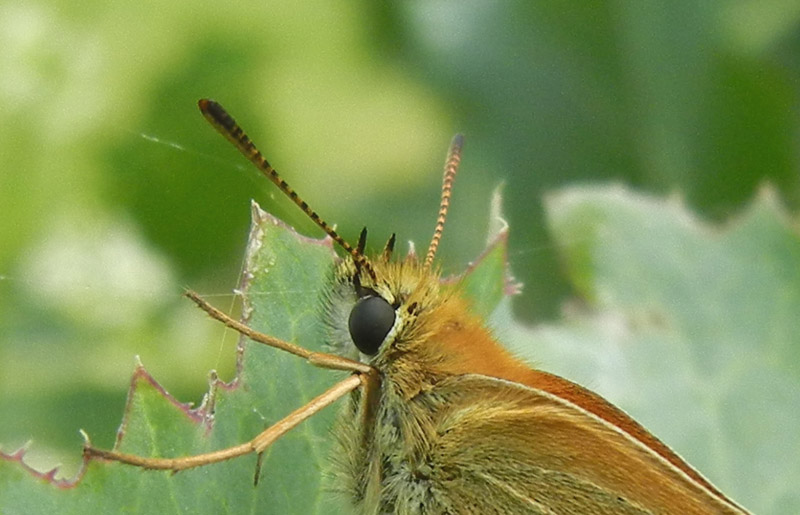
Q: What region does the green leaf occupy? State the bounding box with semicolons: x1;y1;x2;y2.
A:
504;185;800;514
1;202;341;513
449;188;518;320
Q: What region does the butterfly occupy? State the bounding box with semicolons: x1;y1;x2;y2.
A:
84;99;750;514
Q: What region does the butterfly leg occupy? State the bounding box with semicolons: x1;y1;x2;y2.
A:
183;290;372;374
83;374;363;476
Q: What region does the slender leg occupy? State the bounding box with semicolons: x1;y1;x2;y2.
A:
83;291;374;478
184;290;372;374
84;374;363;472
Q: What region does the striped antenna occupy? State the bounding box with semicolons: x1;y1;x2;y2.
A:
424;134;463;268
198;99;374;280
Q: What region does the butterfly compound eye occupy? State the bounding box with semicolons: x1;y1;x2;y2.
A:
348;296;395;355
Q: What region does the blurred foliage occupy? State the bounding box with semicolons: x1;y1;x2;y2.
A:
1;1;799;510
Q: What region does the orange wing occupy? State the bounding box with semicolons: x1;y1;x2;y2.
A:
415;374;749;514
427;298;747;513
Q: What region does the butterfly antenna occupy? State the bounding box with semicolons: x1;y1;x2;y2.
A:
198;99;374;279
424;134;463;268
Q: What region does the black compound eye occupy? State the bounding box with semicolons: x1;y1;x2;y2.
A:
348;295;395;355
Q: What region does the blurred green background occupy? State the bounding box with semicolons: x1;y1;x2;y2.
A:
1;0;799;497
